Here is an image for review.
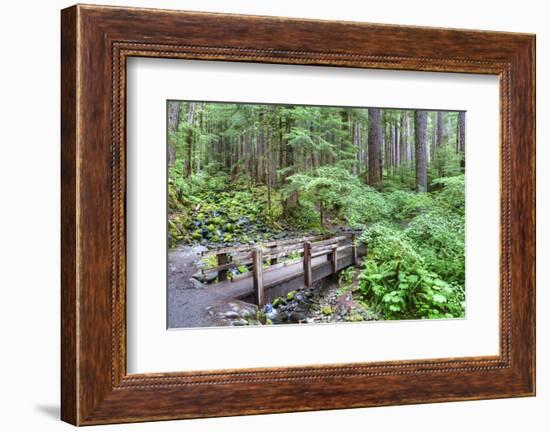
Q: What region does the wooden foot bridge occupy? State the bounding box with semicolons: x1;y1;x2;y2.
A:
198;232;366;306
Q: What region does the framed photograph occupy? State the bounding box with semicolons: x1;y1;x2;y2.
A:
61;4;535;425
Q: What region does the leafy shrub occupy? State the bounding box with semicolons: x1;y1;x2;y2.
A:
405;211;464;283
384;190;432;222
357;223;465;319
283;166;392;228
358;261;464;319
284;201;321;230
431;175;465;216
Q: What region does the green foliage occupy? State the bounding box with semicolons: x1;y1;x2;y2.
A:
338;267;356;286
358;260;464;319
167;101;466;321
283;201;321;230
431;175;465;215
429;145;463;182
283;166;391;228
356;175;466;319
384;190;432;222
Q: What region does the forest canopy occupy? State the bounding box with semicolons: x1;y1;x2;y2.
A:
167;101;466;320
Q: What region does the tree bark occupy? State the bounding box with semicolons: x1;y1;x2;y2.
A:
367;108;382;187
167;101;180;167
457;111;466;170
184;102;196;178
415;110;428;192
437;111;445;148
256;111;265;183
353;120;360;175
168;101;180;132
282;115;298;217
399;112;408;166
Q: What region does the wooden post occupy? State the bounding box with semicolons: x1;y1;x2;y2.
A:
330;244;338;274
217;252;228;282
303;241;312;288
252;248;264;306
351;234;358;267
269;245;278;266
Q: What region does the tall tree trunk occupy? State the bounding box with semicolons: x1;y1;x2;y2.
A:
393;124;399;168
256;111;265;183
389;124;395;174
184;102;196;178
415;110;428;192
340;109;349;163
352;120;360;175
278;117;285;184
457;111;466;170
367;108;382;187
168;101;180;132
167;101;180;167
384;122;390;176
437;111;445;148
233;135;242;178
447;114;453;145
282;116;298;217
400;112;408;166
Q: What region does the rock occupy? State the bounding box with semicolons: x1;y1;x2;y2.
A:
191;270;218;284
239;309;254;318
193;245;208;254
289;311;306;323
189;278;205;289
224;311;239;319
232;319;249;326
235;217;249;226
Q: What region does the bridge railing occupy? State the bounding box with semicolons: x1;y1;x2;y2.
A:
200;231;362;305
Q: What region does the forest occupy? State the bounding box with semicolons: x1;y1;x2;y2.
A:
167;101;466;324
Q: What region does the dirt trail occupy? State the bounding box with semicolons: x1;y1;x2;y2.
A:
167;245;250;328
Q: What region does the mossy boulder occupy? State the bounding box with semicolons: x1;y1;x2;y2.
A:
321;306;333;316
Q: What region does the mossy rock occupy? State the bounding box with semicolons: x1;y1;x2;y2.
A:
345;312;364;322
272;297;283;307
256;310;267;324
321;306;333;316
286;291;297;300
